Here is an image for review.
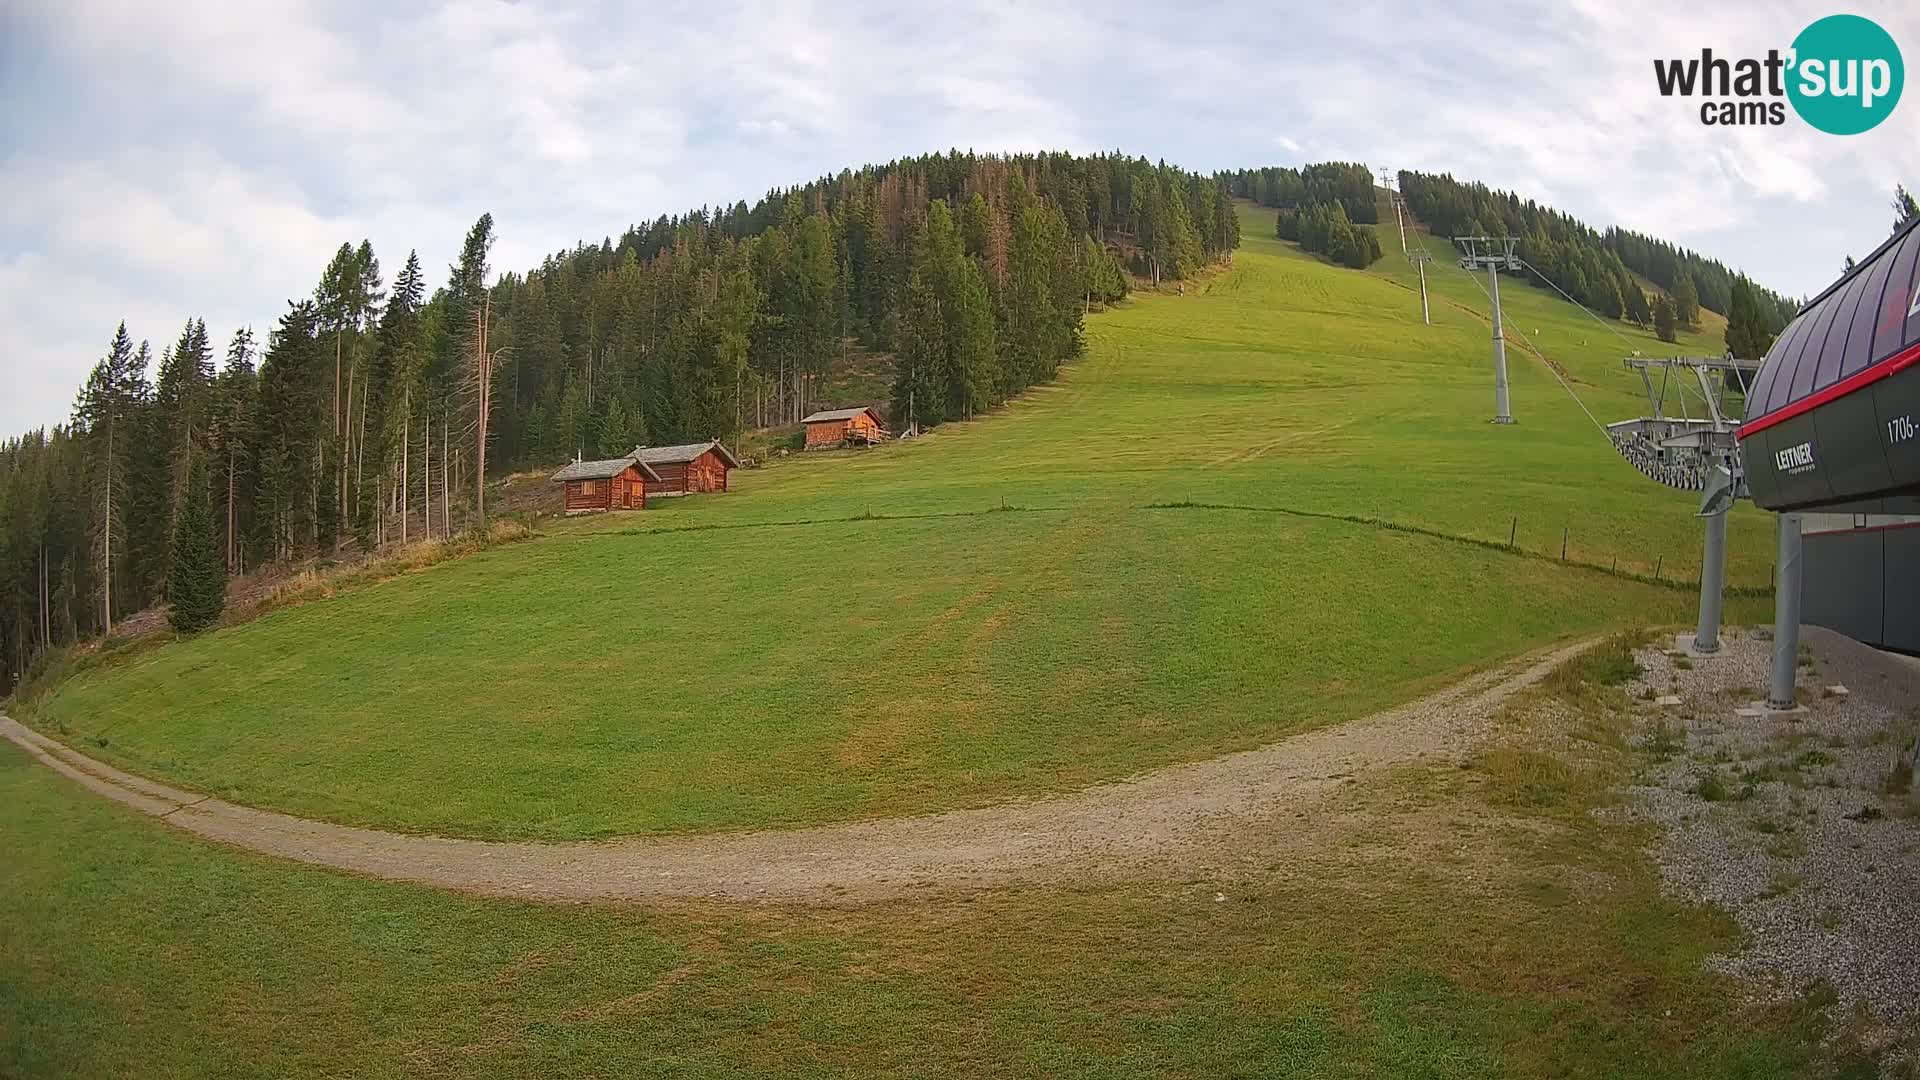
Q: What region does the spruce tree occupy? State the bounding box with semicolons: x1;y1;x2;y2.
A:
154;319;215;544
1163;177;1203;279
1654;295;1678;343
73;324;139;633
1725;277;1780;360
1673;274;1700;329
211;328;258;571
597;393;637;456
1893;184;1919;234
166;462;225;634
1624;283;1651;326
1215;182;1240;256
949;255;997;418
255;303;324;559
1007;203;1060;392
555;370;586;457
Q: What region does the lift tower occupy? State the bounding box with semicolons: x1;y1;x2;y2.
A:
1455;236;1520;423
1605;354;1761;656
1408;246;1433;325
1378;167;1407;253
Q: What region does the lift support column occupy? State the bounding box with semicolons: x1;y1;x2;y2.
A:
1767;513;1802;710
1693;505;1728;654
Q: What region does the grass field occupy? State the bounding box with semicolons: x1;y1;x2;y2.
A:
0;644;1880;1079
4;204;1885;1078
19;204;1773;840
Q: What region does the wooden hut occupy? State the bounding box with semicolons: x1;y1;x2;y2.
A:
550;452;660;514
635;441;740;496
802;407;888;448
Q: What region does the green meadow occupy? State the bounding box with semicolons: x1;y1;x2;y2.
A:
6;205;1885;1079
0;653;1873;1078
22;205;1771;840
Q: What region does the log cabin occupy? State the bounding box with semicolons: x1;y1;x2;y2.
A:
635;441;740;496
550;452;660;514
802;407;888;448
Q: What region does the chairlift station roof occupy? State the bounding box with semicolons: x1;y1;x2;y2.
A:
1739;215;1920;512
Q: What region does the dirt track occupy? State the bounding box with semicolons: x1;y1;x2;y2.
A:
0;640;1586;904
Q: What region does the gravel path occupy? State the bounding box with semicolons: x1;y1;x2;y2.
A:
1617;625;1920;1050
0;640;1587;904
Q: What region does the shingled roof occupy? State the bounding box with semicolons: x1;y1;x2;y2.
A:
635;441;741;468
801;407;878;424
550;452;661;483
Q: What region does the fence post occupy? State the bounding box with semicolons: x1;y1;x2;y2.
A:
1509;516;1517;549
1560;527;1568;562
1654;555;1663;581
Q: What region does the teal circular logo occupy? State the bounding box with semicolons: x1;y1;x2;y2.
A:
1788;15;1903;135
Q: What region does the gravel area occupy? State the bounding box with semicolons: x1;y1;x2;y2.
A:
1616;625;1920;1056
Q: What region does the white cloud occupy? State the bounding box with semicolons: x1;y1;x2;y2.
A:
3;0;1918;433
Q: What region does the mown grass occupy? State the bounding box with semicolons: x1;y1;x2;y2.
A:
0;738;1884;1080
21;206;1769;839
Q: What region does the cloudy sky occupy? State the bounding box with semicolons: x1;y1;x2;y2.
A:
2;0;1916;434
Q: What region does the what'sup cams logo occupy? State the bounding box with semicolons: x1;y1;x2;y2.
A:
1654;14;1903;133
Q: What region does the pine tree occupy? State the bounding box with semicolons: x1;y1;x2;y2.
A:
596;394;636;456
1142;178;1173;285
1893;184;1919;234
1082;235;1127;305
1007;203;1061;393
1162;177;1203;279
1673;274;1700;329
255;303;324;558
1654;295;1679;343
1326;217;1359;268
960;192;993;262
154;319;214;545
555;369;586;458
1623;283;1651;326
788;213;840;418
1724;277;1781;360
893;201;998;425
166;461;225;634
892;267;945;431
442;214;496;404
122;339;169;602
211;328;258;572
73;324;139;633
1211;182;1238;259
704;245;757;440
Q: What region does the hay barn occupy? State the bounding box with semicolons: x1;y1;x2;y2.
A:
550;452;659;514
802;407;888;448
636;441;740;496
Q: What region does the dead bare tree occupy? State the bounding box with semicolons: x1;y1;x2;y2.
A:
460;294;505;530
423;406;432;541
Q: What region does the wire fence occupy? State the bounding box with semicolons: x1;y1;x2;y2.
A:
1145;500;1774;597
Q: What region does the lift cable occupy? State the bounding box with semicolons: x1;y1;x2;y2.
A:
1446;254;1611;438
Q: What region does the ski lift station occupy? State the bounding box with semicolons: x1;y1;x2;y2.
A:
1739;215;1920;656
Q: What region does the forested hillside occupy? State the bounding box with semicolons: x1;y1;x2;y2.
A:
1221;163;1380;225
0;151;1805;693
1394;170;1801;332
0;152;1236;686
